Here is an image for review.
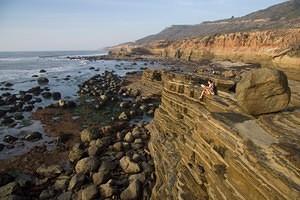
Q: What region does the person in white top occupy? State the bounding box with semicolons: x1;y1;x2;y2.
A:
199;80;215;100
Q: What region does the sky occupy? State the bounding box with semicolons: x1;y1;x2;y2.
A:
0;0;286;51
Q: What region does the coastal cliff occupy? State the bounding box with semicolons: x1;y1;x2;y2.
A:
144;70;300;200
109;28;300;80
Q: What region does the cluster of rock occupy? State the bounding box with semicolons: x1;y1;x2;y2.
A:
78;71;158;121
0;76;67;151
0;124;155;200
0;81;62;123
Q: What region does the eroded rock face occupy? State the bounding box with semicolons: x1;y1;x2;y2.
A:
110;29;300;80
236;68;290;115
148;71;299;200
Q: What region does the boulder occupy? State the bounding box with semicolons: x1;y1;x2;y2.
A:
80;128;100;143
57;191;73;200
36;164;63;178
236;68;290;115
37;77;49;85
124;132;134;143
88;144;102;157
0;143;4;151
68;173;86;191
92;170;110;186
39;188;56;199
1;117;15;126
99;179;115;198
14;113;24;120
120;179;142;200
3;135;17;144
42;92;52;98
52;92;61;100
81;184;99;200
120;156;141;174
69;143;86;162
54;175;70;191
75;157;99;174
23;131;42;142
0;182;20;198
22;94;33;102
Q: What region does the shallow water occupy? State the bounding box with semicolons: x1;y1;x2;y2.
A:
0;51;160;159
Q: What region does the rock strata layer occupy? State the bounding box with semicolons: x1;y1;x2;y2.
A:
109;28;300;80
147;70;300;200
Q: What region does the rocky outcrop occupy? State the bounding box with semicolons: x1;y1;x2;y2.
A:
236;68;291;115
110;28;300;80
147;71;300;200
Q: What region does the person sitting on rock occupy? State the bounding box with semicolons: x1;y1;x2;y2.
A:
199;80;216;100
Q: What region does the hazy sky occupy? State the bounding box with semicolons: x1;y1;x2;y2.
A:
0;0;286;51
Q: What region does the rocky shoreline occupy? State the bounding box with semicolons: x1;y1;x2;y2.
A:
1;56;299;199
0;69;161;199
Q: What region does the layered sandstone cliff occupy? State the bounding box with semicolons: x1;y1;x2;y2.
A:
145;71;300;200
109;28;300;80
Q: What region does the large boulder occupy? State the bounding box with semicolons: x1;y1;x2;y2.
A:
120;179;142;200
119;156;141;174
236;68;290;115
80;128;100;143
75;157;99;174
36;164;63;178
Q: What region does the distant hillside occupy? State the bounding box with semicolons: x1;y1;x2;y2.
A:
136;0;300;44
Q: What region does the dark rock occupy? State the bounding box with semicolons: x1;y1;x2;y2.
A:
14;113;24;120
5;95;17;104
42;92;52;98
68;173;87;191
35;97;42;103
28;86;41;96
0;110;6;118
21;94;32;102
39;188;56;199
0;173;14;187
57;191;73;200
24;131;42;142
52;92;61;100
32;75;38;78
37;77;49;85
0;143;4;151
120;101;130;108
3;135;17;144
4;82;13;87
22;105;34;112
39;69;46;73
